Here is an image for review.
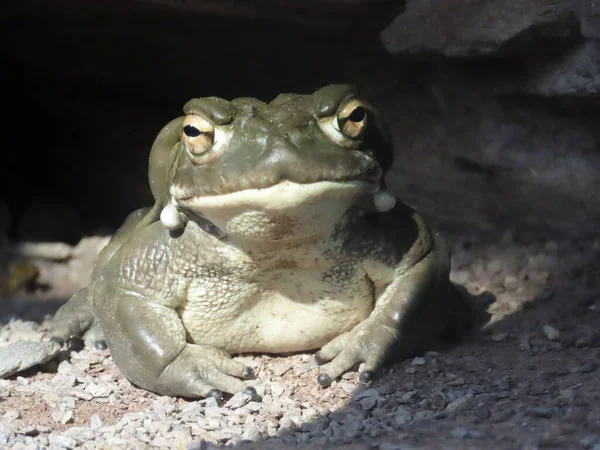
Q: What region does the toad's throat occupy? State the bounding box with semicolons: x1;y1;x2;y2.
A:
172;180;378;242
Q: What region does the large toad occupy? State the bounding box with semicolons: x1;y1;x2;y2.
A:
50;85;471;400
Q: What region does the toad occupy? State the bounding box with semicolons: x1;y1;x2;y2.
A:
48;85;472;399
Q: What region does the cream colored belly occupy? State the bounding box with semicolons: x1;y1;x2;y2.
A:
177;271;375;354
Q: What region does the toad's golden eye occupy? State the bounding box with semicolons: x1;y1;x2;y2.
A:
182;115;214;156
337;99;367;139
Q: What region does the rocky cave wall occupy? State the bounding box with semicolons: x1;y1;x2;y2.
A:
1;0;599;244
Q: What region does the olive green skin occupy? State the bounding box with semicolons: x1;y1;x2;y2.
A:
148;84;392;207
50;85;468;399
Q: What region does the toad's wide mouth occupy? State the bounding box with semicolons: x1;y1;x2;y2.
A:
170;149;383;198
172;179;378;211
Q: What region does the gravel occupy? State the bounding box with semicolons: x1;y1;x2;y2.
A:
0;233;599;449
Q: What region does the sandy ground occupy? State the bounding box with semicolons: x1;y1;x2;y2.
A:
0;231;599;450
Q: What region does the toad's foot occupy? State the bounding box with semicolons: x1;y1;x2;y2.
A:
315;318;397;386
158;344;257;400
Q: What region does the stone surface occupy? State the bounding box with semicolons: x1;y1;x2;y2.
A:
372;0;600;239
0;341;61;379
1;233;599;449
381;0;589;57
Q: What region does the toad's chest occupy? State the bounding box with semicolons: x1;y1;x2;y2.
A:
176;252;376;353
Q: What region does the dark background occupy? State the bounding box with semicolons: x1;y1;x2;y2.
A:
1;1;400;242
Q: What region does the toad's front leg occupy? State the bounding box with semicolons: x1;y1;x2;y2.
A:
94;294;256;400
315;234;461;386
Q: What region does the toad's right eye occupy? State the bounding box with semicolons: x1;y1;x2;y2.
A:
182;115;215;157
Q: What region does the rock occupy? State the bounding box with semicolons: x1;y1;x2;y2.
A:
578;361;597;373
445;395;474;413
381;0;583;57
48;434;77;449
90;415;103;430
580;435;600;448
300;418;326;433
358;396;378;410
225;390;254;409
10;242;74;261
241;425;262;442
452;427;480;439
503;275;519;292
490;332;510;343
392;407;413;426
543;325;561;341
368;0;600;241
430;393;448;410
474;407;491;420
410;356;426;366
3;410;19;420
0;341;61;379
523;41;600;96
379;443;414;450
526;406;560;418
447;377;466;387
337;381;359;395
492;409;515;423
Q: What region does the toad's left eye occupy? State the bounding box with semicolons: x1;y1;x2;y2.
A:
318;98;370;148
337;101;367;139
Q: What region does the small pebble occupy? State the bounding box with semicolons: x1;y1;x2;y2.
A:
503;275;519;291
49;435;77;449
490;333;509;342
543;325;560;341
580;435;600;448
359;396;378;410
393;407;413;426
452;427;480;438
241;425;262;442
579;361;597;373
525;406;560;418
90;415;103;429
445;395;473;413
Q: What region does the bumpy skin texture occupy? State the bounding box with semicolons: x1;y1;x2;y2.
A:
51;85;469;399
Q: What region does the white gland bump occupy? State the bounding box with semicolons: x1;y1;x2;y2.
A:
373;190;396;212
160;203;188;230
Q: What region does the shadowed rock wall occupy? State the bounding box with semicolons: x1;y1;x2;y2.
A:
374;0;599;238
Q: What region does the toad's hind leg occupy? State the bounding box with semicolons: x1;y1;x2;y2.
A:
51;207;153;345
95;293;257;399
50;287;96;343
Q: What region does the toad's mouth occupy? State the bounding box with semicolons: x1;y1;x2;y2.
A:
170;149;383;199
172;179;379;211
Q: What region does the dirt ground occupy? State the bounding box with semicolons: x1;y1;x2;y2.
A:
0;230;599;450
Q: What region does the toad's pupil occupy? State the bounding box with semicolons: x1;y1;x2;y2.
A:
184;125;201;137
348;107;366;122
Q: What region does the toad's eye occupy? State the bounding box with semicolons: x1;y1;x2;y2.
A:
337;100;367;139
182;115;214;156
183;125;201;137
318;98;370;148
